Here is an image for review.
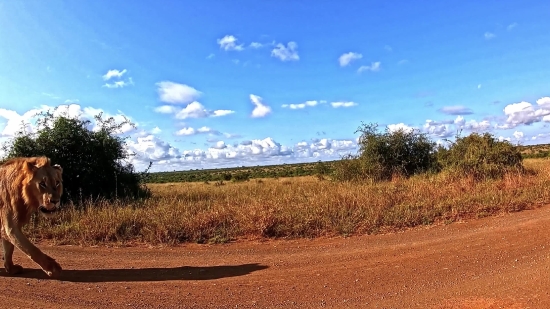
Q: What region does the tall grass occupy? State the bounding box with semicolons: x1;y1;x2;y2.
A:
26;158;550;246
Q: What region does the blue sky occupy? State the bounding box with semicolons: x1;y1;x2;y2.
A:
1;0;550;171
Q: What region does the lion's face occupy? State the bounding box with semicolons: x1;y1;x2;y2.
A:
29;162;63;218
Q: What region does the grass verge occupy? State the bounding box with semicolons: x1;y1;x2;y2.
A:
26;158;550;246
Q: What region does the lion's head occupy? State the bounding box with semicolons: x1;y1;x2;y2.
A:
25;157;64;218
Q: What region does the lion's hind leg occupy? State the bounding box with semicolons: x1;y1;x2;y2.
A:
2;238;23;275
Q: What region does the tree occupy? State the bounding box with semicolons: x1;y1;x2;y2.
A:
333;122;438;181
1;107;151;205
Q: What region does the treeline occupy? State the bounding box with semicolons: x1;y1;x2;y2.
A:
518;144;550;158
147;161;337;183
149;123;547;184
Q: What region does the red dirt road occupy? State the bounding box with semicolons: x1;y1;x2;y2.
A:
2;206;550;309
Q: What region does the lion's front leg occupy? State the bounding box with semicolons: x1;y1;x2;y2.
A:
2;238;23;275
2;216;61;277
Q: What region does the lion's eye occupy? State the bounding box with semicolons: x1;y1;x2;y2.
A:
39;182;47;189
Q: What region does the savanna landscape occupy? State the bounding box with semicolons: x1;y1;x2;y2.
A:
2;1;550;308
0;111;549;308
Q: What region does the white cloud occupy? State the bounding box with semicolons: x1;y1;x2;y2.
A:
156;101;235;120
102;69;127;81
513;130;524;141
423;120;453;138
64;99;80;104
0;107;46;136
281;100;320;109
250;94;272;118
331;101;358;108
0;104;136;137
103;78;134;89
212;110;235;117
339;52;362;67
507;23;518;31
151;127;162;134
217;35;244;51
156;81;202;104
249;42;263;49
357;62;381;73
484;32;496;40
128;136;358;172
271;42;299;62
154;105;177;114
206;53;215;59
127;135;181;163
454;116;492;132
500;98;550;128
477;84;482;89
387;123;415;133
175;127;196;136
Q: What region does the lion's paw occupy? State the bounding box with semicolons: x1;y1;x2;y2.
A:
4;263;23;275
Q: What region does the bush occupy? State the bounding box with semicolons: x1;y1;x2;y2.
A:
1;107;151;205
437;132;524;179
333;122;438;182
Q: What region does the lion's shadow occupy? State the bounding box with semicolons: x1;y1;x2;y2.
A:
0;263;268;282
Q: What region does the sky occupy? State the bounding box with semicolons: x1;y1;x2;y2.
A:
1;0;550;172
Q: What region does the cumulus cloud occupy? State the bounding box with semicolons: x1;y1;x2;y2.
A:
281;100;320;109
438;105;474;115
127;135;358;172
499;97;550;128
127;135;181;163
339;52;363;67
331;101;358;108
217;35;244;51
423;120;454;138
387;123;415;133
513;130;524;141
271;42;299;62
102;69;127;81
0;104;136;137
454;116;492;132
357;62;381;73
250;94;272;118
156;81;202;105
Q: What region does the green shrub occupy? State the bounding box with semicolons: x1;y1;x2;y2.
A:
437;132;524;179
333;122;438;182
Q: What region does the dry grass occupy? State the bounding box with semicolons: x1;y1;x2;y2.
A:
26;158;550;246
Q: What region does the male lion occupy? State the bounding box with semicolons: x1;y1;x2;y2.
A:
0;156;63;277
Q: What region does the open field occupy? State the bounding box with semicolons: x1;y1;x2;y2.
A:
25;158;550;246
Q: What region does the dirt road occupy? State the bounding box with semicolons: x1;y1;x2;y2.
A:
1;206;549;309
